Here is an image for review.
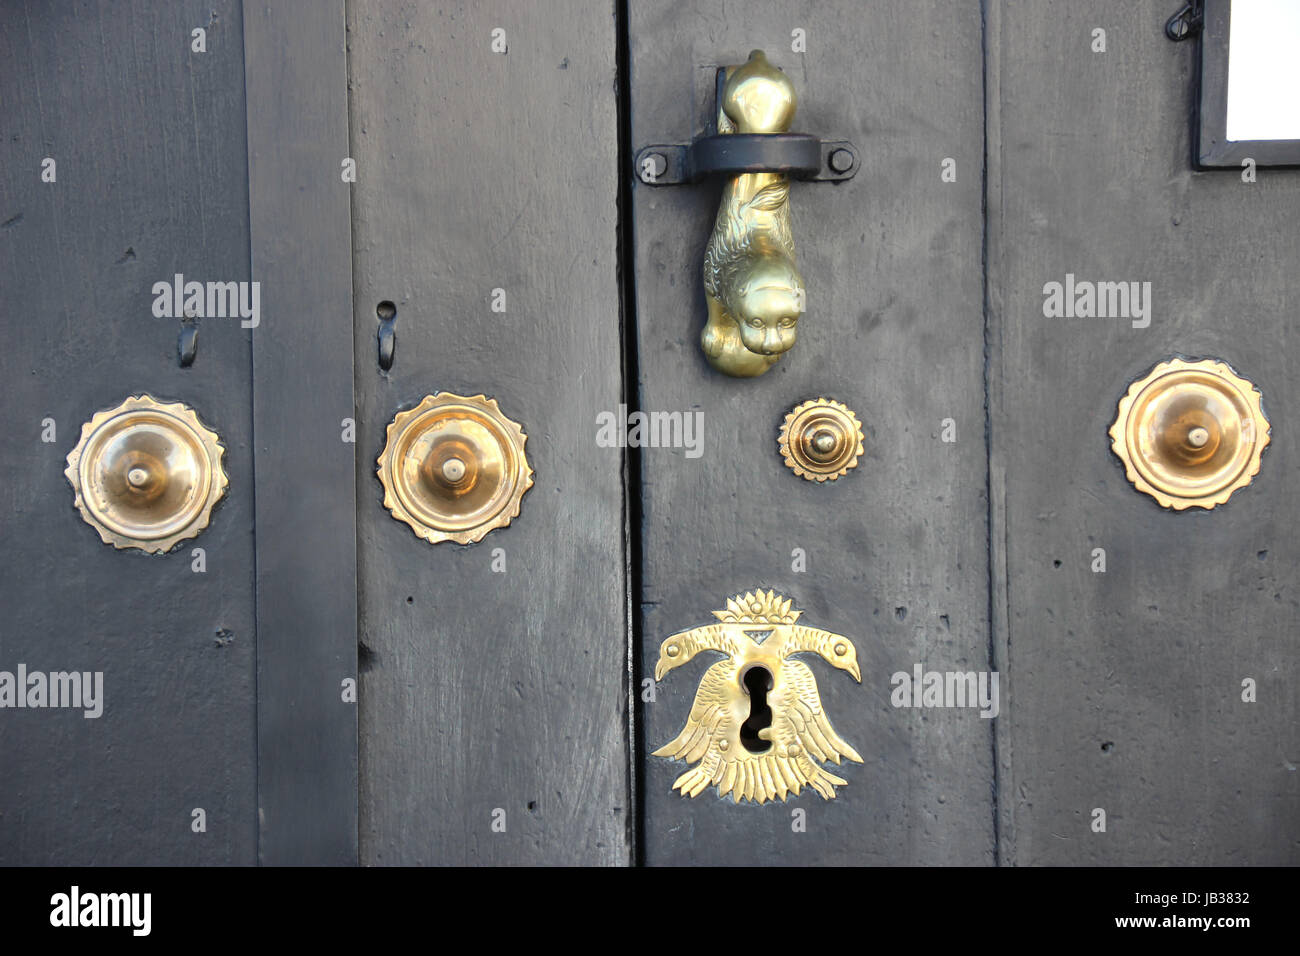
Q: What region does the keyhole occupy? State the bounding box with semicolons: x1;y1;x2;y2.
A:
739;665;774;754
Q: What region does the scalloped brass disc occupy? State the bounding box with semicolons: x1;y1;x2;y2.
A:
64;394;228;553
377;392;533;545
1109;358;1269;510
779;398;864;481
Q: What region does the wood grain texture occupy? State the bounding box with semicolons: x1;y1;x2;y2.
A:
987;0;1300;864
630;0;993;864
0;0;256;864
245;0;359;864
348;1;630;865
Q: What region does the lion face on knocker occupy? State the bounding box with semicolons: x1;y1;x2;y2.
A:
730;255;803;358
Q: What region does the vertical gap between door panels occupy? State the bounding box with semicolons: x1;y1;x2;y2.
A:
342;0;364;865
241;0;263;866
615;0;646;867
979;0;1004;867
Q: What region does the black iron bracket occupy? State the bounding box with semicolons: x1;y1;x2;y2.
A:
635;135;858;185
635;64;859;186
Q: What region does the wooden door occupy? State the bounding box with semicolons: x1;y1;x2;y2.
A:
627;0;993;865
346;2;631;865
0;0;360;866
3;0;1296;868
985;0;1300;864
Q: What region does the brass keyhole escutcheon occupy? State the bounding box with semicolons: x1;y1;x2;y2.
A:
377;392;533;545
779;398;864;481
653;590;862;804
1109;358;1269;510
64;394;228;553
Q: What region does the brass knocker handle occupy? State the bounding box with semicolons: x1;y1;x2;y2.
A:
701;51;807;377
634;49;858;378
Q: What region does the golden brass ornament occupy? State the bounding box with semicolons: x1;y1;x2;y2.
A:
702;50;807;377
1110;358;1269;510
779;398;864;481
653;590;862;804
64;394;228;553
377;392;533;545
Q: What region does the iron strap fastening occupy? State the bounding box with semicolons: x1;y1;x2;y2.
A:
636;134;859;185
635;62;859;185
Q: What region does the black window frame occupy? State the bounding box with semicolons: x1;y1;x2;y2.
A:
1198;0;1300;167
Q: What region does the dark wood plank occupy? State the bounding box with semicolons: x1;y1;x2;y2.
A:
630;0;993;864
988;0;1300;864
245;0;358;865
347;1;630;864
0;0;256;864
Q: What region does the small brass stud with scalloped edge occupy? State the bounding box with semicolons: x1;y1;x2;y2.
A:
779;398;864;481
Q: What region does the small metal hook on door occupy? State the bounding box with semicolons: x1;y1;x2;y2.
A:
376;300;397;371
1165;1;1204;42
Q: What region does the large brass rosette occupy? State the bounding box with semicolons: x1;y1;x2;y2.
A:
1110;358;1269;510
377;392;533;545
65;394;228;553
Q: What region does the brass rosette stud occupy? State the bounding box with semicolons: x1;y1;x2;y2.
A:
377;392;533;545
64;394;228;553
1109;358;1269;510
779;398;864;481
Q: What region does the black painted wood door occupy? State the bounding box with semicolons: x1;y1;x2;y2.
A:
0;0;359;866
627;2;991;865
347;1;630;864
626;0;1296;867
3;0;1297;867
1;0;262;865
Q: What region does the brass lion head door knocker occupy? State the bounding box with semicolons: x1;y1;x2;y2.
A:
635;50;859;378
701;51;805;377
653;590;862;803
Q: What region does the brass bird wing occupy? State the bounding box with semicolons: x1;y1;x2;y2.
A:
771;659;863;763
654;656;863;804
764;660;863;800
653;660;799;805
652;660;742;798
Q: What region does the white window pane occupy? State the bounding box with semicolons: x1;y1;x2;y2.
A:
1226;0;1300;141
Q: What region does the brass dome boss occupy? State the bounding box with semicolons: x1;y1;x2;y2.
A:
1110;358;1269;510
64;394;228;553
779;398;864;481
377;392;533;545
